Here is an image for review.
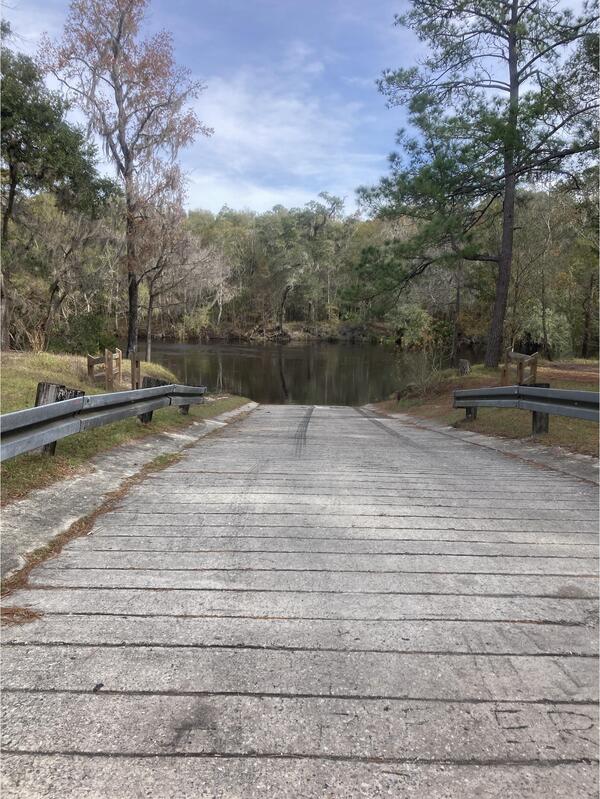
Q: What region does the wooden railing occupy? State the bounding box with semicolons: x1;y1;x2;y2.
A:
87;348;122;391
501;350;539;386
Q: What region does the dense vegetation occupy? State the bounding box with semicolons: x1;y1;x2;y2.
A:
1;1;598;364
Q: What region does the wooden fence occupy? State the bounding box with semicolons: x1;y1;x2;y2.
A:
87;348;122;391
501;350;539;386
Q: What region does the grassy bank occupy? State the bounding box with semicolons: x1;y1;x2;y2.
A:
376;360;599;457
1;352;250;504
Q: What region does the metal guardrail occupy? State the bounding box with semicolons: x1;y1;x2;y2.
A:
453;385;599;432
0;383;206;462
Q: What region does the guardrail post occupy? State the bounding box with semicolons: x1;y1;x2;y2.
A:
530;382;550;435
466;407;477;421
532;410;549;435
34;382;85;455
138;377;170;423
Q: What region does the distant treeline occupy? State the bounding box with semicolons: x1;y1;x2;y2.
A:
1;1;598;363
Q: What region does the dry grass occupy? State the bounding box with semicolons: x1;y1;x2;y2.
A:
0;351;176;414
376;361;599;457
0;606;42;625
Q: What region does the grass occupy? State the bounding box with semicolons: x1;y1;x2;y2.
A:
376;360;599;458
1;351;250;504
1;351;177;413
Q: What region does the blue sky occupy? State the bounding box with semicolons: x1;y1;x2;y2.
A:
4;0;419;213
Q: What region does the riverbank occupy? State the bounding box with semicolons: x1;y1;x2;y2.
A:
1;352;250;504
147;320;402;346
375;360;599;457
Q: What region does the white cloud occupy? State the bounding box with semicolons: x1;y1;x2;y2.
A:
182;55;387;213
4;1;389;215
282;40;326;77
186;172;319;214
2;0;64;52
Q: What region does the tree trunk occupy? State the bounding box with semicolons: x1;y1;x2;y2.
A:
484;1;519;368
1;164;18;350
1;163;18;245
0;271;10;351
278;284;292;330
451;263;462;366
38;281;62;352
540;268;550;359
125;187;138;357
217;286;223;325
127;274;139;358
145;291;154;362
581;272;596;358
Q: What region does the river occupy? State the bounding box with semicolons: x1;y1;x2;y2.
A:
149;341;430;406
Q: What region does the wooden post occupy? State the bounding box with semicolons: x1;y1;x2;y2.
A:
530;353;538;384
466;406;478;421
532;410;549;435
34;382;85;455
104;348;114;392
138;376;169;424
517;360;524;385
86;355;104;385
115;348;122;385
130;349;141;390
501;349;510;385
530;381;550;435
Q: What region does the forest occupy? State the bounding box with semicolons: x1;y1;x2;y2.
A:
1;0;598;366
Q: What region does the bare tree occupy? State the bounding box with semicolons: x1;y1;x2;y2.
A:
41;0;211;355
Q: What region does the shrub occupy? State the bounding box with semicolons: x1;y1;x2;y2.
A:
48;314;117;355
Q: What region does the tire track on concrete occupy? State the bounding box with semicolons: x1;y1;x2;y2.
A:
294;406;314;457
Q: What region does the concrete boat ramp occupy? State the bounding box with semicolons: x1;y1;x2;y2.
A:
1;404;598;797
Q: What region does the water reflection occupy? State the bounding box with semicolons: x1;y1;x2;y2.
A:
150;342;430;406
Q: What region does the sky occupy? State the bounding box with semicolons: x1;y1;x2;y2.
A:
3;0;419;214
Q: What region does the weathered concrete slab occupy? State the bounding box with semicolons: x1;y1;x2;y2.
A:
4;615;597;655
66;533;599;556
46;548;599;575
2;403;598;797
116;493;598;512
377;407;600;485
27;565;599;598
2;645;597;702
1;755;597;799
108;504;598;521
0;402;257;579
85;524;600;544
6;586;598;623
92;512;599;532
3;692;597;760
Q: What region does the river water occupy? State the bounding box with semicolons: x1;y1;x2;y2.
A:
150;341;430;406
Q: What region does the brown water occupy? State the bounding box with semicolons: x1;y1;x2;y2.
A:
149;341;431;405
